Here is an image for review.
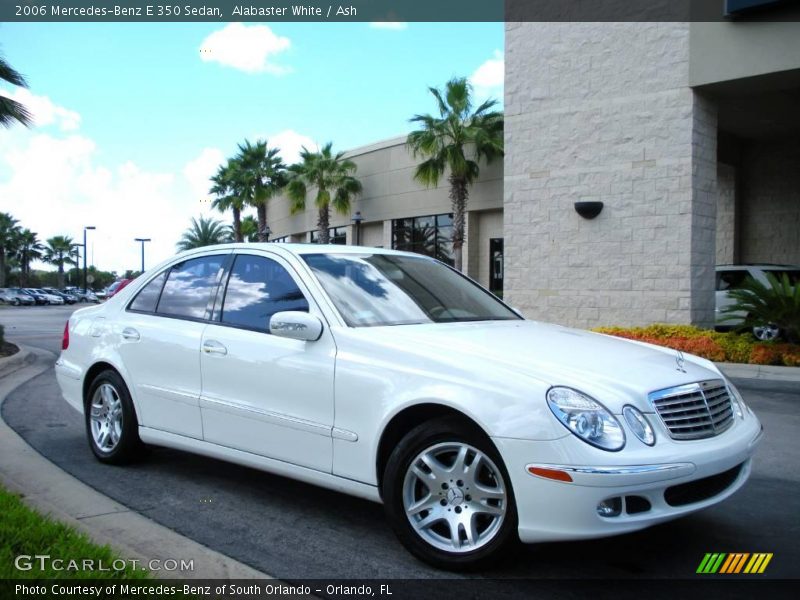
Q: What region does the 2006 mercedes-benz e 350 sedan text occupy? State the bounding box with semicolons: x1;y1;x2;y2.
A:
56;244;763;569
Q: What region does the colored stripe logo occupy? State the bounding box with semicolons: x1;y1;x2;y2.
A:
697;553;773;574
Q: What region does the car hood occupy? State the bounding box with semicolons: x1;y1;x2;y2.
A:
349;320;723;413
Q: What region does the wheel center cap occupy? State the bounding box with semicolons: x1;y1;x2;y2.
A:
446;487;464;505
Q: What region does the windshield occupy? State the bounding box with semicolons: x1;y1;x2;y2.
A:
303;253;521;327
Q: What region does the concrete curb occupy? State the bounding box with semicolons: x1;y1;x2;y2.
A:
0;344;32;379
715;361;800;382
0;344;271;580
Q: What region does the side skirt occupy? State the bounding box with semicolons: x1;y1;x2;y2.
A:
138;427;382;504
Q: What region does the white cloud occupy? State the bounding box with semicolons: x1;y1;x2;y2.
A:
369;22;408;31
0;87;81;131
199;23;291;74
470;50;504;102
0;128;209;275
183;147;226;204
265;130;317;165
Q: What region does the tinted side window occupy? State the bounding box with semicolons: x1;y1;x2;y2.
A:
716;270;749;291
221;255;309;332
129;272;167;312
156;255;225;320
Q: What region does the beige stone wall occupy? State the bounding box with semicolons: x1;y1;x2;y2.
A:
740;139;800;266
504;22;718;328
716;163;737;265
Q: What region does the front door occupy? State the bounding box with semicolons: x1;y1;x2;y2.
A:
199;252;336;472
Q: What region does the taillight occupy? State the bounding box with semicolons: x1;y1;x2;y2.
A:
62;322;70;350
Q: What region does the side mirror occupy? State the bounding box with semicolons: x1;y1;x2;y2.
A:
269;311;323;342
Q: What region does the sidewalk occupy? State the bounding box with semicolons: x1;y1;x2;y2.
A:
0;344;270;580
715;361;800;382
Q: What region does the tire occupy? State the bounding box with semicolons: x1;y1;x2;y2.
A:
85;370;144;464
382;417;518;571
12;299;20;306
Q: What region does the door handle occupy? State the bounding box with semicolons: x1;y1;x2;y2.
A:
202;340;227;356
121;327;140;341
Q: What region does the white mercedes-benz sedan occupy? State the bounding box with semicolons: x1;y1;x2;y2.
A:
55;244;763;569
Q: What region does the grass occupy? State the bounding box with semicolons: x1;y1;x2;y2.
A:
0;484;150;579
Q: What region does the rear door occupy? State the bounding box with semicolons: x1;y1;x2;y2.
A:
199;251;336;472
117;253;228;439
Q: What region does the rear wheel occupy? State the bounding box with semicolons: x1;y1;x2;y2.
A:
85;370;144;464
383;417;517;570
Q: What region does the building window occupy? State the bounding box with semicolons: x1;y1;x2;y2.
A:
489;238;504;297
271;236;289;243
310;227;347;245
392;214;453;265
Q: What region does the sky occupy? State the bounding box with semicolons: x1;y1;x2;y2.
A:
0;22;504;275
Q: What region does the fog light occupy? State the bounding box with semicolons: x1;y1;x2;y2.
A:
597;497;622;517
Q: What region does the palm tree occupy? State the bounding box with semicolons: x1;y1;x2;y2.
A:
0;212;22;287
407;77;504;271
0;55;32;128
286;142;362;244
15;228;43;286
240;215;259;242
43;235;76;289
235;139;286;242
176;216;231;251
210;161;246;242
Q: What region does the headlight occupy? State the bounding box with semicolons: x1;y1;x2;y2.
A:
547;387;625;451
622;405;656;446
726;379;747;420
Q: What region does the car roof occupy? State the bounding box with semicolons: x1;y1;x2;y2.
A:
177;243;420;259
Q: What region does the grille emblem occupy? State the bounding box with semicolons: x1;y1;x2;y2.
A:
675;351;687;373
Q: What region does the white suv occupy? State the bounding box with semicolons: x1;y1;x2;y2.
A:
715;264;800;340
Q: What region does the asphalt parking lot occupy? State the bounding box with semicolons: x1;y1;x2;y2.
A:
1;306;798;591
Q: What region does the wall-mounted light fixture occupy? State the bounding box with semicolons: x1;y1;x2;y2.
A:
574;201;604;220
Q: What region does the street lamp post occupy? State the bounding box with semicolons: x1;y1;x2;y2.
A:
351;211;364;246
83;226;96;293
134;238;151;273
71;243;84;287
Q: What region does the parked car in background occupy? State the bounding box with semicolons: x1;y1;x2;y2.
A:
0;288;34;306
21;288;48;305
27;288;65;305
43;288;78;304
57;244;763;569
107;279;132;299
65;287;100;303
715;264;800;341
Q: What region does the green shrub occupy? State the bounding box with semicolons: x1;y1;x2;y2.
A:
720;272;800;343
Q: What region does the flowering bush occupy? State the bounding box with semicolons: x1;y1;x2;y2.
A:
593;324;800;367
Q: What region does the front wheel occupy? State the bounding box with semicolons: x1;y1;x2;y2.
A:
85;370;144;464
382;417;518;570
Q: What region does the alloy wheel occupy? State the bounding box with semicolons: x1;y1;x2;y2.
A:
402;442;507;554
90;383;123;452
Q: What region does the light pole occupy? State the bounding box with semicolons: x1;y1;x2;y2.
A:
351;211;364;246
71;243;84;287
134;238;151;273
83;226;95;293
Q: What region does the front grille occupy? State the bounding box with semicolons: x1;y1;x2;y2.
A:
649;379;734;440
664;463;744;506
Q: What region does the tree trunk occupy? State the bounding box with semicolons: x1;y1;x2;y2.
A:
449;175;468;272
318;205;330;244
256;203;268;242
0;249;5;287
232;207;243;243
57;265;65;289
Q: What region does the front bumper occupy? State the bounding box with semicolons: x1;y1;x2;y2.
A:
494;413;763;543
